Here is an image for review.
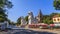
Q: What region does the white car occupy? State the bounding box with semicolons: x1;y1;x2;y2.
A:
0;21;8;30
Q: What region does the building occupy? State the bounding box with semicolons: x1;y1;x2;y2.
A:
53;14;60;24
28;10;43;24
36;10;43;23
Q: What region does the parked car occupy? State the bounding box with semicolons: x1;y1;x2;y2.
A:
49;24;55;29
0;22;8;31
54;24;60;28
6;25;12;30
49;24;60;29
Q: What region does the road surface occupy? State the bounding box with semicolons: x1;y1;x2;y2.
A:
0;29;56;34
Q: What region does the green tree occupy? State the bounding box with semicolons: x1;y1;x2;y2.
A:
7;19;16;25
17;17;21;25
25;16;28;22
25;16;28;24
50;13;59;19
43;17;53;24
7;19;11;24
0;0;13;8
50;13;58;17
53;0;60;10
43;13;59;24
10;22;16;25
0;0;13;22
0;8;7;22
42;15;53;24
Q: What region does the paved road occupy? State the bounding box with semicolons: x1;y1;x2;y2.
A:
0;29;56;34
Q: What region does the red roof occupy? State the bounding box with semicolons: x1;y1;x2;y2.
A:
53;15;60;18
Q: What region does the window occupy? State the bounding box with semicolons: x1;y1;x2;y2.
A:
54;19;56;21
58;18;59;21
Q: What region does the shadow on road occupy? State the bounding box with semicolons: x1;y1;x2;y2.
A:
13;29;57;34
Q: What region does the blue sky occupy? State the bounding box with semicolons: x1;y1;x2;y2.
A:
8;0;60;22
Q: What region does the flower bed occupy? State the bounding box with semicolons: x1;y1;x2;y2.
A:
28;24;48;28
29;24;40;28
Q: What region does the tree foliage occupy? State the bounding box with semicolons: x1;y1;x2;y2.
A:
25;16;28;22
0;0;13;22
17;17;21;25
43;15;52;24
0;0;13;9
0;8;7;22
42;16;53;24
53;0;60;10
50;13;58;17
42;13;60;24
25;16;28;24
